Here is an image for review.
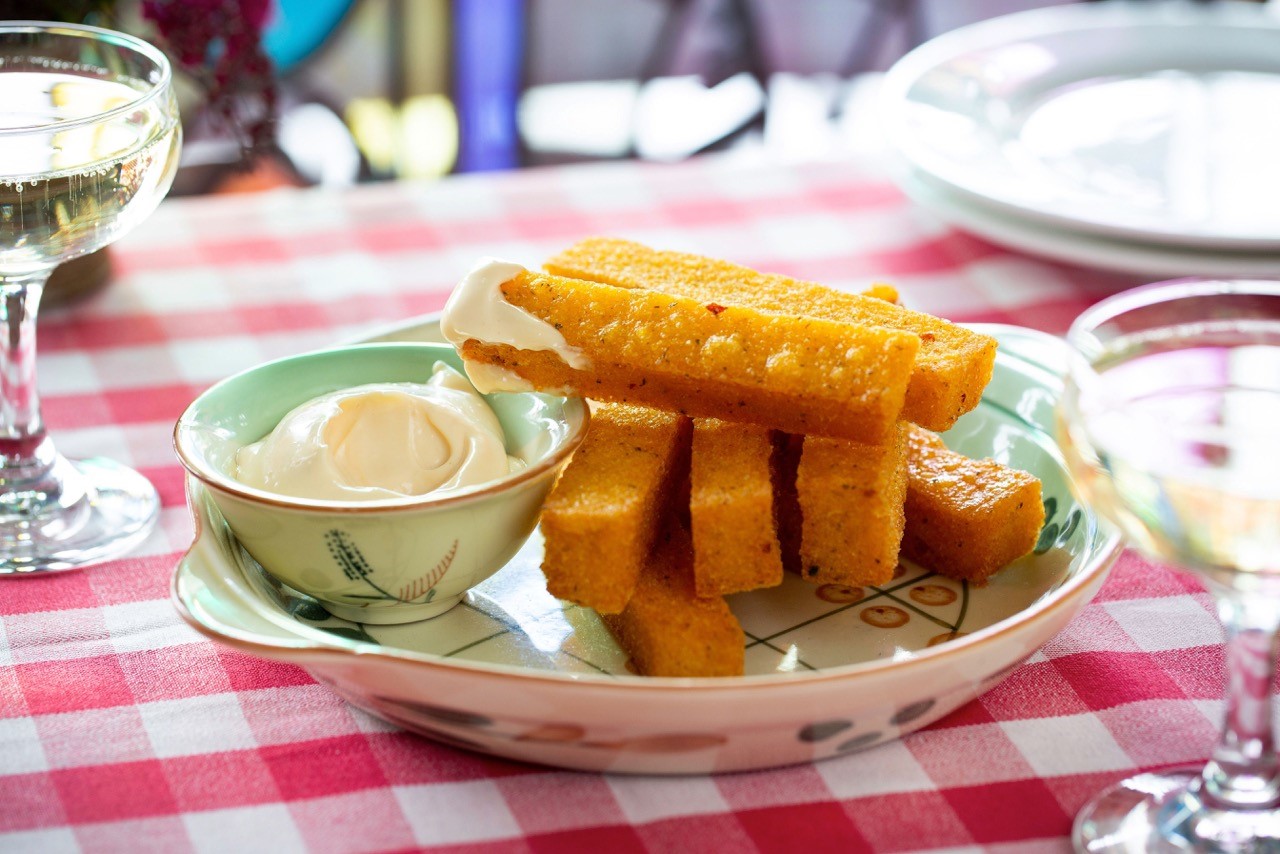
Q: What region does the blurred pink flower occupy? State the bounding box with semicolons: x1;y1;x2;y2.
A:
140;0;277;158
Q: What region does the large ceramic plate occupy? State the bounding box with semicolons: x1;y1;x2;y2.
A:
173;319;1122;774
882;1;1280;250
898;166;1280;277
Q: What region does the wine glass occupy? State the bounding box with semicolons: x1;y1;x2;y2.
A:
1059;279;1280;852
0;22;181;573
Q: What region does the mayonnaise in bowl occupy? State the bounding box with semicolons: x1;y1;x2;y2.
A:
233;362;524;501
174;340;589;623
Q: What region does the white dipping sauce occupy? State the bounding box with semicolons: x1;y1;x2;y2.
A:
234;362;521;501
440;257;589;393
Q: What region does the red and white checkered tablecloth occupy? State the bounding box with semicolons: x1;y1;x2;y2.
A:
0;154;1230;853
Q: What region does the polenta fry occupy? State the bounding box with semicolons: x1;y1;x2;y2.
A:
458;269;919;444
601;522;744;677
902;425;1045;584
545;237;995;431
540;404;691;613
796;423;909;587
689;419;783;597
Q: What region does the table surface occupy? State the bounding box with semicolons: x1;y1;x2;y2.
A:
0;153;1230;853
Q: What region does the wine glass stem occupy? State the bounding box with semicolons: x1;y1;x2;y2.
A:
1200;590;1280;809
0;269;54;489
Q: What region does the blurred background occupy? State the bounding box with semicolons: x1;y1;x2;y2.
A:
16;0;1096;194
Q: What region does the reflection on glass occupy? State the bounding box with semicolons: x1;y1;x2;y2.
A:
1059;279;1280;852
0;23;181;573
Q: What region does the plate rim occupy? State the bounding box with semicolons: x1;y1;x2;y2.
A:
881;0;1280;250
171;318;1124;692
897;163;1280;277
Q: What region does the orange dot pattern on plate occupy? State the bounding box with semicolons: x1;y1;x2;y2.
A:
860;605;909;629
909;584;957;607
928;631;967;647
817;584;864;604
516;723;587;743
618;733;728;753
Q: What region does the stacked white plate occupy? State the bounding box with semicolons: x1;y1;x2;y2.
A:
881;0;1280;276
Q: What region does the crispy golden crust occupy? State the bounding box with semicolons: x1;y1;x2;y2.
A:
545;237;996;431
861;282;900;304
689;419;783;597
902;425;1045;584
458;270;919;444
540;404;692;613
601;523;744;677
796;423;909;587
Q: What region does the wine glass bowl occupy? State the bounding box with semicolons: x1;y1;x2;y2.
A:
1059;279;1280;851
0;23;180;273
0;22;181;572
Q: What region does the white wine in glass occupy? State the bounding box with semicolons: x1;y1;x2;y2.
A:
0;22;181;573
1060;279;1280;852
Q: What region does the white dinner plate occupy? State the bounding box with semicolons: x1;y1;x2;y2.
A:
882;0;1280;250
172;316;1122;775
899;164;1280;277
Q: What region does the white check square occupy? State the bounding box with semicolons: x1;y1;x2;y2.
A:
1104;595;1221;653
139;693;258;758
1001;713;1134;776
395;780;521;845
104;600;200;655
818;739;935;799
609;775;729;824
0;715;49;774
185;803;306;854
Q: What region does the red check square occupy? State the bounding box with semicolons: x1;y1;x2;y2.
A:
163;750;281;812
525;826;648;853
261;734;388;800
942;779;1071;844
930;698;997;729
1053;651;1190;710
737;801;867;852
85;555;180;606
216;649;314;692
16;655;133;715
0;574;97;615
848;790;975;852
368;731;533;785
51;760;177;823
0;773;67;831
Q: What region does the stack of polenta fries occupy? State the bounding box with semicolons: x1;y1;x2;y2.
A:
454;238;1045;676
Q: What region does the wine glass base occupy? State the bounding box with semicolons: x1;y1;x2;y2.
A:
0;457;159;574
1074;766;1280;853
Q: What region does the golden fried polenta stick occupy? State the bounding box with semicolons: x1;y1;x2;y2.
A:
461;269;919;444
540;404;691;613
796;423;909;587
861;282;900;304
903;425;1044;585
545;237;996;431
689;419;783;597
601;523;744;677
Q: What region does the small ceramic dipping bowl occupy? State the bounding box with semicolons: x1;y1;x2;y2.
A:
174;342;589;625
